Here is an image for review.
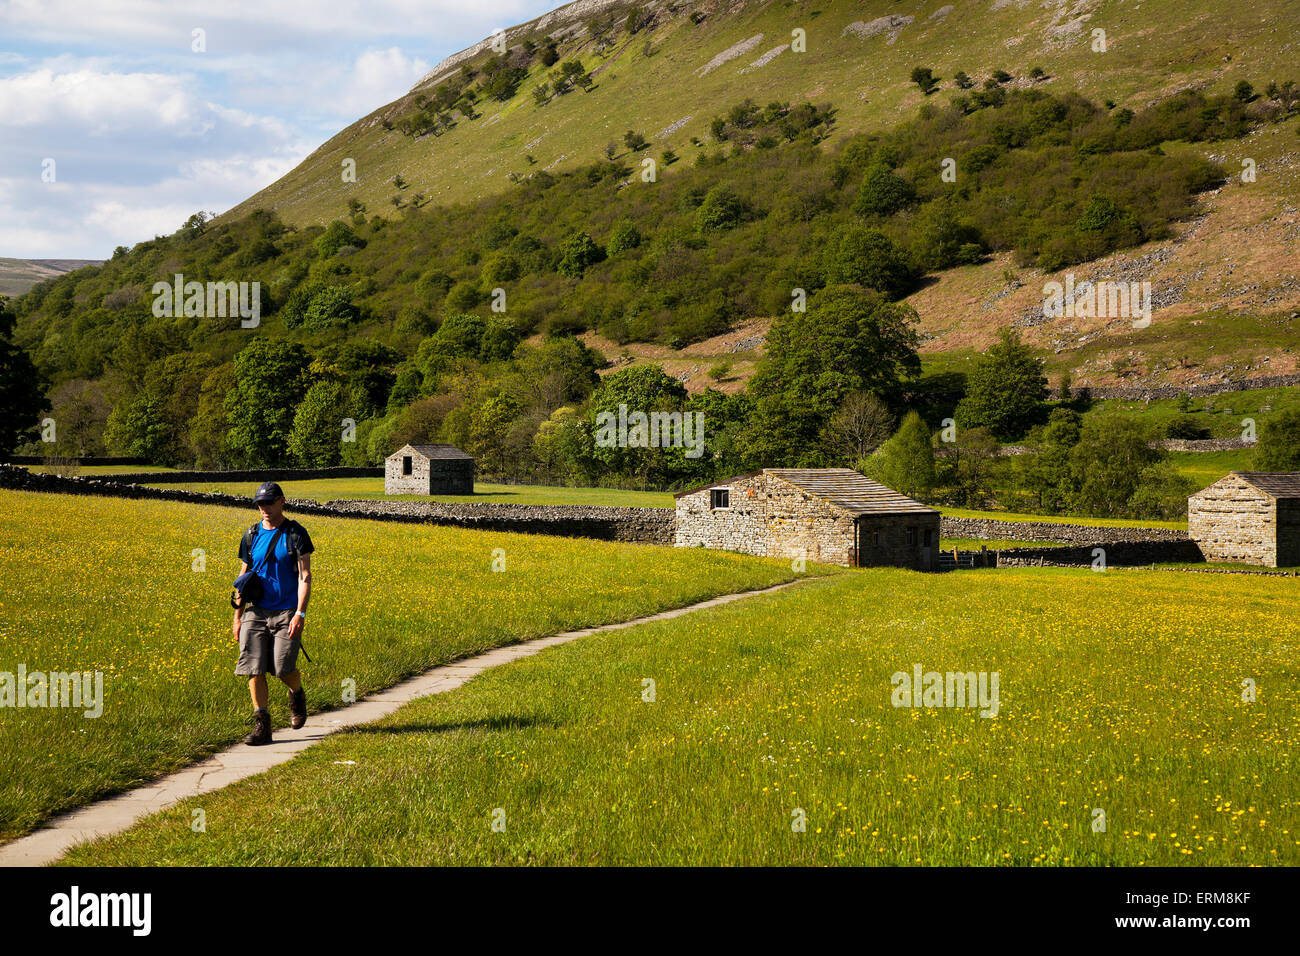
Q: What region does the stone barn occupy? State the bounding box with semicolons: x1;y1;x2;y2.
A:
674;468;941;569
1188;471;1300;567
385;444;475;495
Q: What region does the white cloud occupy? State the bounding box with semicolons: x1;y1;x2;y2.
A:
0;68;203;133
334;47;432;116
0;0;558;256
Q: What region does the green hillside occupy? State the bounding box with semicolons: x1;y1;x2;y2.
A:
230;0;1300;230
5;0;1300;520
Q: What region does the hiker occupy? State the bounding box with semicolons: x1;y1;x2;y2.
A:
231;481;314;745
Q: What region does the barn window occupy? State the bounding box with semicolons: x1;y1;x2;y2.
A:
907;527;918;546
924;529;933;547
710;488;730;510
402;455;413;476
873;531;881;547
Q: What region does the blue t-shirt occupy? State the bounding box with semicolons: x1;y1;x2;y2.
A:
239;521;313;610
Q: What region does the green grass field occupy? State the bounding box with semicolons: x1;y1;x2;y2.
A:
58;567;1299;866
940;507;1187;531
132;477;676;508
941;539;1066;551
0;488;824;840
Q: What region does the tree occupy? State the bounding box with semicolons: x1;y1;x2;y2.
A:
748;285;920;463
827;391;894;460
555;59;586;93
953;71;973;90
188;363;235;468
589;364;689;484
556;231;605;277
954;328;1049;440
910;66;939;95
1021;407;1081;512
935;426;1001;508
623;129;648;151
223;339;311;467
302;286;360;330
909;200;983;271
425;312;487;362
287;380;352;466
853;162;915;217
533;405;594;483
103;351;218;465
696;184;746;231
1067;418;1162;517
607;219;642;254
0;299;50;454
1126;462;1195;520
823;225;916;299
1254;408;1300;470
862;411;935;499
1233;81;1255;102
314;220;364;259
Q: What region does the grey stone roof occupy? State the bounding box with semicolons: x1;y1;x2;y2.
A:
675;468;936;516
394;444;474;461
1230;472;1300;499
765;468;938;516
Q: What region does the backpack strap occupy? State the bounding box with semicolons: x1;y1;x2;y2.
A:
246;521;291;573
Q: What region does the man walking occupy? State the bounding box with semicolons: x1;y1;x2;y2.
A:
232;481;314;745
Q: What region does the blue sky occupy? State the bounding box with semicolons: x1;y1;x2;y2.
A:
0;0;557;259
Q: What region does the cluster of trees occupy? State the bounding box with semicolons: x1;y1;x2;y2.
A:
7;77;1298;517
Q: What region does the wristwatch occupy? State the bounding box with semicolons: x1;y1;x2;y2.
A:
294;611;306;619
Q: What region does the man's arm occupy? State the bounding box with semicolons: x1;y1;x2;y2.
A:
232;560;249;638
296;553;311;616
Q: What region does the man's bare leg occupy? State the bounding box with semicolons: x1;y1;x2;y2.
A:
248;675;268;710
280;671;301;692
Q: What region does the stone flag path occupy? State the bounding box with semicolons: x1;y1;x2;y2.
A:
0;578;809;867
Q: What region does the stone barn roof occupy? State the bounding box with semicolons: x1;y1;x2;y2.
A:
392;444;474;461
766;468;938;516
676;468;937;517
1192;471;1300;500
1231;472;1300;498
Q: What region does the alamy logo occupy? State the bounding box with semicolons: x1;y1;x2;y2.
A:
50;886;151;936
1042;274;1152;328
0;666;104;717
594;404;705;459
151;273;260;327
891;664;1000;717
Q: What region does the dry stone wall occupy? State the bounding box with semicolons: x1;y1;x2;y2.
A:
0;465;672;544
941;516;1188;544
994;539;1204;567
82;466;383;484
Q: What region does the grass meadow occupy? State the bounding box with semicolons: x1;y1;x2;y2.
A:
0;488;824;840
59;567;1299;866
134;477;676;508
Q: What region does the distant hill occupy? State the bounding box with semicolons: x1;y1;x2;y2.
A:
0;258;102;298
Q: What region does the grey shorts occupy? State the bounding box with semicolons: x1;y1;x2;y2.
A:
236;606;300;678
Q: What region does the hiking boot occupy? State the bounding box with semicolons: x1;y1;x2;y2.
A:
289;688;307;729
244;709;272;746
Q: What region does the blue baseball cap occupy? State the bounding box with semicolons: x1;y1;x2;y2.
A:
253;481;284;503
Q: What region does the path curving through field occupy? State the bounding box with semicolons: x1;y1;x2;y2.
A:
0;578;813;867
